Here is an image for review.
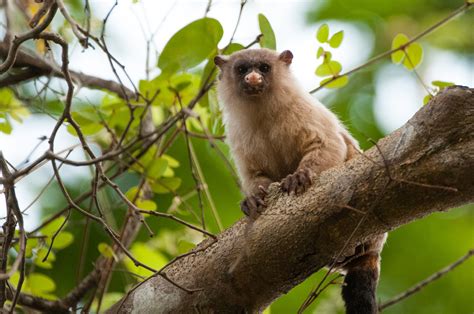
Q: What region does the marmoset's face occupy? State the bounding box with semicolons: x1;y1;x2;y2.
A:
215;48;293;98
232;59;271;96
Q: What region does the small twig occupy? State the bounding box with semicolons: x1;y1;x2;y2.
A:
138;209;216;239
0;152;26;312
41;209;71;262
183;130;226;141
310;3;472;93
175;90;207;230
204;0;213;16
0;0;58;73
338;204;366;215
56;0;88;47
369;139;458;193
379;249;474;311
228;0;247;45
28;0;55;28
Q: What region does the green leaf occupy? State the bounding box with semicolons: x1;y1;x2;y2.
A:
423;94;432;105
323;51;332;63
29;273;56;294
174;81;192;92
432;80;454;88
316;23;329;43
147;157;168;179
67;123;104;136
391;50;405;64
101;92;125;108
0;88;29;133
223;43;245;55
106;106;132;131
320;75;349;89
67;111;104;136
258;13;276;50
391;33;409;64
34;248;56;269
0;117;12;134
43;100;64;116
125;186;141;202
42;216;66;237
317;47;324;58
130;145;159;174
402;42;423;70
151;177;182;194
124;242;168;278
158;18;223;76
162;154;180;168
162;167;175;178
315;61;342;77
51;232;74;250
141;73;202;108
98;243;117;261
22;238;39;258
14;236;38;257
136;199;157;211
177;240;196;254
328;30;344;48
200;43;244;92
92;293;124;312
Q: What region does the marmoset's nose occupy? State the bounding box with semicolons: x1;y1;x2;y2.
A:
244;71;263;86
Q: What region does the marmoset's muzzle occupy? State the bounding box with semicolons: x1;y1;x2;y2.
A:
244;71;263;86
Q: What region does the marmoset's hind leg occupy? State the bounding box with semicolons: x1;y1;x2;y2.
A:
341;234;387;314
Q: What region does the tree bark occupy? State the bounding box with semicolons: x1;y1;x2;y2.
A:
109;86;474;313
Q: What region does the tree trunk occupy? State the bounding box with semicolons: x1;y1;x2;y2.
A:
109;86;474;313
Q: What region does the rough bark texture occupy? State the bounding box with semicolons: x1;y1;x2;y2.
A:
109;86;473;313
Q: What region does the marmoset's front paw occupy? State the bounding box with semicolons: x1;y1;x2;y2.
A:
280;168;312;195
240;187;268;217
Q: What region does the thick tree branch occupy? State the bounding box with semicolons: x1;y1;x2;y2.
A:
0;42;135;99
109;86;473;313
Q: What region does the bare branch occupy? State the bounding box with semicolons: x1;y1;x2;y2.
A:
0;42;135;98
379;248;474;311
0;0;58;73
310;3;472;93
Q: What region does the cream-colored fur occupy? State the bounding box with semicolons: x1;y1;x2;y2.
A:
217;48;359;196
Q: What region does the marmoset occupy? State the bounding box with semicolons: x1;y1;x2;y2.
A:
215;48;386;314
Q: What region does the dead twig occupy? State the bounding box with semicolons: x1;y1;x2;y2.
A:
379;249;474;311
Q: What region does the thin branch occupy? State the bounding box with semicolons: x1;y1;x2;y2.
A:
310;3;472;93
0;0;58;73
0;42;135;98
138;209;216;239
56;0;88;47
0;152;26;313
379;249;474;311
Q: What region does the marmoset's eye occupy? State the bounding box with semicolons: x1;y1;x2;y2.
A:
259;63;271;73
237;65;248;75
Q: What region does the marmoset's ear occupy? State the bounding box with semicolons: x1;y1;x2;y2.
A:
279;50;293;65
214;55;229;68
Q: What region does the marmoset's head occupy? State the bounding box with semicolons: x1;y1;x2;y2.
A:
214;48;293;98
